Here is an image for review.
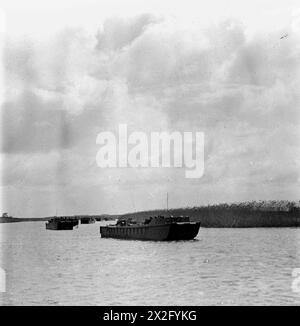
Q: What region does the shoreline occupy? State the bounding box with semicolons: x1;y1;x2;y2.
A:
2;201;299;227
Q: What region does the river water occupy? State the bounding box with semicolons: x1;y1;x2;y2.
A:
0;221;300;305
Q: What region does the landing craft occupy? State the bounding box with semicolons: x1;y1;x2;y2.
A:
100;215;200;241
46;217;79;230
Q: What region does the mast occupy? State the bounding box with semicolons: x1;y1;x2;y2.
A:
167;192;169;211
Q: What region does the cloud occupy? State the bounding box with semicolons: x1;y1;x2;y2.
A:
2;14;300;216
2;90;74;153
96;14;160;51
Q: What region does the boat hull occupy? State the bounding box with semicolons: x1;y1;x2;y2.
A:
100;222;200;241
46;220;78;230
81;218;96;224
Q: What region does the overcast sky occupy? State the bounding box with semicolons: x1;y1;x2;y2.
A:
1;0;300;217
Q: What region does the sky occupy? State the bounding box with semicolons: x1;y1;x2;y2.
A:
0;0;300;217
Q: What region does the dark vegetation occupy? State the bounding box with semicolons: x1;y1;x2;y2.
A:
120;200;300;227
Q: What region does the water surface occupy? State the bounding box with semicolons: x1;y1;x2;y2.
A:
0;222;300;305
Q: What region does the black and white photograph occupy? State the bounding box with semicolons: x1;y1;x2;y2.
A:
0;0;300;309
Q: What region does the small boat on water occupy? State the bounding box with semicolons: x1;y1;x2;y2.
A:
80;217;96;224
46;217;79;230
100;215;200;241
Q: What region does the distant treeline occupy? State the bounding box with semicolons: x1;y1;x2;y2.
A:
120;200;300;227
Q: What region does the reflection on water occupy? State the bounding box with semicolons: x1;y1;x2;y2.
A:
0;221;300;305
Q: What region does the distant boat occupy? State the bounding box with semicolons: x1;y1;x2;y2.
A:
80;217;96;224
46;217;79;230
100;216;200;241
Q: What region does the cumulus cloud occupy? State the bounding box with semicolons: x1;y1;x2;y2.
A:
2;13;300;216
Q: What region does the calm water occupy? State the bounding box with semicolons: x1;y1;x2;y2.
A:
0;221;300;305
